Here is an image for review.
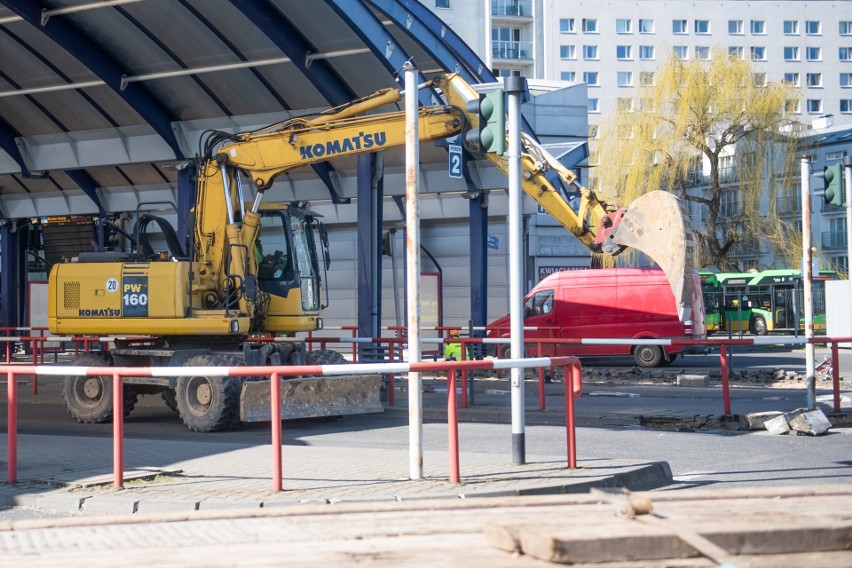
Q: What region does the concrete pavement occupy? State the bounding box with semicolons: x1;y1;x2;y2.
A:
2;369;850;517
0;374;680;516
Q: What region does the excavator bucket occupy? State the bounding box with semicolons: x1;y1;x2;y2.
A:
595;191;695;321
240;374;384;422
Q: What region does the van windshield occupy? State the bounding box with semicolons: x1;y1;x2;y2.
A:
524;290;554;317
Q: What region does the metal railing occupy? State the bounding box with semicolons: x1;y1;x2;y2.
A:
491;0;531;17
492;40;532;60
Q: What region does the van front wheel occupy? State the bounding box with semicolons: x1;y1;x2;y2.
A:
633;345;663;368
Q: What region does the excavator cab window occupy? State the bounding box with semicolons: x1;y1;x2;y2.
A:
257;211;297;297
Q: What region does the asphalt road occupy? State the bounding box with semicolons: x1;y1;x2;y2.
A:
1;347;850;521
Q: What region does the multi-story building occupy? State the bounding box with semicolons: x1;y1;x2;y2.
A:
429;0;852;271
432;1;852;131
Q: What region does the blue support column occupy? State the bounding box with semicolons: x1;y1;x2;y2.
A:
0;223;22;328
356;154;384;361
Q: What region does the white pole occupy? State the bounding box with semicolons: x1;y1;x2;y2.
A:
403;61;423;480
844;156;852;274
801;156;815;410
505;76;527;465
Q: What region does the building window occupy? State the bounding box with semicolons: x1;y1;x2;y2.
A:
617;71;633;86
842;21;852;36
826;151;847;161
805;20;821;35
695;46;710;60
637;98;655;112
616;19;632;33
560;71;576;81
729;46;744;59
806;47;822;61
841;47;852;61
639;19;654;33
617;97;634;112
784;72;800;86
751;20;765;35
589;125;599;139
695;20;710;34
729;20;743;35
673;19;687;34
751;46;766;61
639;71;655;86
841;73;852;88
753;73;767;87
639;45;655;60
673;45;689;60
560;45;576;59
842;100;852;113
583;45;599;60
616;45;632;60
807;99;822;113
435;0;449;8
582;18;597;33
784;46;800;61
584;71;599;86
588;98;599;112
806;73;823;88
785;99;801;113
784;20;799;35
560;18;575;33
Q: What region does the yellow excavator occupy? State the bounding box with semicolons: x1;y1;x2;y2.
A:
48;73;693;431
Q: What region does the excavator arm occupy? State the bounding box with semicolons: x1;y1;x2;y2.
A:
199;73;693;322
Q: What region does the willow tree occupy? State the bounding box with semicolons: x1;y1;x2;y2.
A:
593;49;801;271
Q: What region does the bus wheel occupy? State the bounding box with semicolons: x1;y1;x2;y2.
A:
633;345;663;368
749;316;768;336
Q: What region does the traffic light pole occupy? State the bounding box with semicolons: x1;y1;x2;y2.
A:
845;156;852;271
801;156;816;411
505;76;527;465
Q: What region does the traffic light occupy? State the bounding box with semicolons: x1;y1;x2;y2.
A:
823;163;846;206
464;90;506;155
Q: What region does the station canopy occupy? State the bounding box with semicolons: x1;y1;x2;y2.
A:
0;0;510;220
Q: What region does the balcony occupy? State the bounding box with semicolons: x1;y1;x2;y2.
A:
492;0;532;18
492;40;533;60
776;195;800;216
821;231;848;249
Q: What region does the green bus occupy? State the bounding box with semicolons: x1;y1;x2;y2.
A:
700;269;834;335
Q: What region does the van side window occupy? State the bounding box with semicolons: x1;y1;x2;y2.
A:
524;290;555;317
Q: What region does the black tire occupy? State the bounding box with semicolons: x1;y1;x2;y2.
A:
62;352;138;423
175;354;242;432
306;349;348;365
161;389;178;413
660;353;678;366
750;315;768;336
633;345;664;368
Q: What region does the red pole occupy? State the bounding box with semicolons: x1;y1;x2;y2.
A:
32;339;39;396
720;344;731;415
271;372;282;492
832;342;841;413
460;341;468;409
5;340;9;364
388;340;395;406
448;369;460;483
565;362;578;469
112;373;124;489
7;371;17;483
537;342;545;411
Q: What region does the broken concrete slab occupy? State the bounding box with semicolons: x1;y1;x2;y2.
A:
765;414;791;435
744;411;784;431
676;374;710;387
789;409;832;436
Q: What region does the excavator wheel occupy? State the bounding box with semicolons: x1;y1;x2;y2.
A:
62;351;138;424
306;349;348;366
176;354;242;432
161;389;178;413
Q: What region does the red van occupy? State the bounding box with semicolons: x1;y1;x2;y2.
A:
487;268;706;367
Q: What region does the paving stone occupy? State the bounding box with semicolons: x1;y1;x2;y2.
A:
676;374;710;387
764;414;791;435
789;409;832;436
